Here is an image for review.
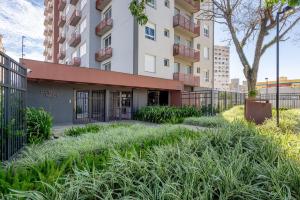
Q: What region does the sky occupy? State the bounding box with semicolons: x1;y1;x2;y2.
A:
0;0;299;82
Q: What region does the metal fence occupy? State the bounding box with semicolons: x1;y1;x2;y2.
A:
0;52;27;161
257;93;300;109
182;90;246;114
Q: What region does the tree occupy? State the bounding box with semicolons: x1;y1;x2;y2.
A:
129;0;300;95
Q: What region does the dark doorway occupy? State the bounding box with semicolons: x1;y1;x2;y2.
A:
148;90;169;106
110;91;132;120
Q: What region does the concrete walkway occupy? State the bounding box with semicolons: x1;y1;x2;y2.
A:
52;121;207;137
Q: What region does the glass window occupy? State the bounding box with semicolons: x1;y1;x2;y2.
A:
80;18;86;34
103;62;111;71
104;7;112;19
145;22;156;41
81;0;87;10
145;54;156;72
174;62;180;73
204;47;209;59
164;59;169;67
185;66;192;74
164;29;170;37
205;70;210;82
197;67;200;73
174;8;180;15
80;43;86;57
164;0;170;8
146;0;156;8
204;24;209;37
174;35;180;44
103;34;111;48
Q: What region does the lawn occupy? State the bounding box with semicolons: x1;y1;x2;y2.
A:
1;106;300;199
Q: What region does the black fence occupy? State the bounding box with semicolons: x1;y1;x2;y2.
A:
0;52;27;161
257;93;300;109
182;90;246;114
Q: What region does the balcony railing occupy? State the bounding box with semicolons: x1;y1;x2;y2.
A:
47;41;53;48
173;14;200;38
48;15;53;24
96;18;113;36
96;0;111;11
43;29;48;36
58;0;66;11
70;0;79;6
58;33;66;43
44;18;48;26
47;28;53;36
173;72;200;87
69;10;81;26
69;32;81;47
47;54;53;61
174;0;200;13
43;39;48;46
70;57;81;66
95;47;112;62
173;44;200;63
58;50;66;60
58;14;66;27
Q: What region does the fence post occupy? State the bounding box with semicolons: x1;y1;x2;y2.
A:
210;89;213;115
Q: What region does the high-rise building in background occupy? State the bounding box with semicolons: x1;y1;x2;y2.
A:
214;45;230;91
43;0;214;91
229;78;247;93
0;34;5;53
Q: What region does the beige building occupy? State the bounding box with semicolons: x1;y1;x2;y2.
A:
214;45;230;91
229;78;247;93
43;0;214;91
0;34;5;53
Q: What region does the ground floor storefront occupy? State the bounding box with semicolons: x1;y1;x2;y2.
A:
24;59;183;125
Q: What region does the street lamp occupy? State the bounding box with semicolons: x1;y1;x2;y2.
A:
265;77;269;99
276;5;294;127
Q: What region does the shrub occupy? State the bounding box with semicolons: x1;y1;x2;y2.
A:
134;106;202;124
26;108;53;144
183;116;227;128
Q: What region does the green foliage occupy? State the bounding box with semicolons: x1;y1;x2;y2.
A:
26;108;53;144
134;106;202;124
184;116;227;127
248;90;258;98
64;123;131;136
129;0;148;25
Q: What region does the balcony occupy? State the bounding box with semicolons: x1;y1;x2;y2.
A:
48;15;53;25
173;44;200;63
47;54;52;61
95;47;112;62
96;0;111;11
58;50;66;60
173;72;200;87
43;49;47;56
47;28;53;36
69;10;81;26
44;18;48;26
58;33;66;43
70;0;79;6
43;39;48;46
173;14;200;38
69;32;81;47
58;0;66;11
58;14;66;27
43;29;48;36
174;0;200;13
96;18;113;36
47;41;53;48
70;57;81;66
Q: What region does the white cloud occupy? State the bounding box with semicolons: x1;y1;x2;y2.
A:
0;0;44;61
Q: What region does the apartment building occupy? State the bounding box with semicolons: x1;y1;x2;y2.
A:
0;34;5;53
214;45;230;91
38;0;214;124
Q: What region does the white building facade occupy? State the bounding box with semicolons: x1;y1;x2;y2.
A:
214;45;230;91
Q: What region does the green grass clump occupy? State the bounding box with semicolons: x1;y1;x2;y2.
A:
64;123;130;136
134;106;202;124
183;116;228;128
5;121;300;199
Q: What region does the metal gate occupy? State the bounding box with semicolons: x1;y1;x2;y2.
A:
0;52;27;161
110;91;132;120
74;90;105;123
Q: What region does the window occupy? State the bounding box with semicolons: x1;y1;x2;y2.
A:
147;0;156;8
197;67;200;73
145;54;156;72
164;59;169;67
174;35;180;44
164;29;170;37
205;71;210;82
80;43;86;57
104;7;112;19
80;0;87;10
65;5;70;15
174;62;180;73
204;47;209;59
103;62;111;71
197;43;201;50
186;40;192;48
80;18;86;34
164;0;170;8
103;34;111;48
185;66;192;74
72;51;77;59
174;8;180;15
145;22;156;41
203;24;209;37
